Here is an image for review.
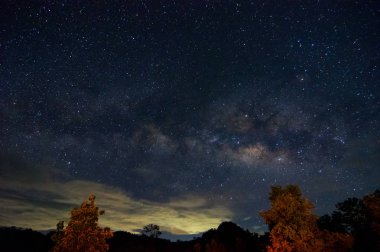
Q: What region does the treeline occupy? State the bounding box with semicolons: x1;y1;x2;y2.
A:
0;223;267;252
1;185;379;252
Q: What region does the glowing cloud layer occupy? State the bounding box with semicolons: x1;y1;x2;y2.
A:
0;165;231;234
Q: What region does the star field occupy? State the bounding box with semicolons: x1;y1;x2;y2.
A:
0;0;379;234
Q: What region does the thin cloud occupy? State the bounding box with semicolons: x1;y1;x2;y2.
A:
0;158;231;234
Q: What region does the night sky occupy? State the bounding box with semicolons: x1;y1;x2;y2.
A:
1;0;379;237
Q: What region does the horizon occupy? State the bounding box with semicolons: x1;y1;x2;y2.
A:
1;225;202;242
0;186;376;239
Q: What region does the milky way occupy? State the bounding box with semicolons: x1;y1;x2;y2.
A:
0;1;379;236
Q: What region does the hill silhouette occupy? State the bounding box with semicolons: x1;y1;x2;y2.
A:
0;222;267;252
104;221;268;252
0;226;53;252
1;188;378;252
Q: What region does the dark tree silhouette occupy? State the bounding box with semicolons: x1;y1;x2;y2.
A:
51;220;65;244
318;189;380;251
318;197;368;235
199;221;267;252
317;213;346;233
51;194;113;252
141;224;162;238
361;190;380;251
0;227;53;252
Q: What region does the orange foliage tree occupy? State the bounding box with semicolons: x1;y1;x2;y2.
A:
52;194;113;252
260;185;352;252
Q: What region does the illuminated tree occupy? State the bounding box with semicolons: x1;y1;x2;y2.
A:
141;224;162;238
52;194;113;252
260;185;352;252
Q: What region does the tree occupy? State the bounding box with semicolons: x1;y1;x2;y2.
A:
205;238;227;252
141;224;162;238
260;185;352;252
52;194;113;252
318;189;380;251
336;197;367;233
51;221;65;244
318;196;368;236
362;190;380;251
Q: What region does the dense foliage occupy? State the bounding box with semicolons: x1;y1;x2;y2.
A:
142;224;162;238
319;190;380;252
51;194;113;252
1;188;378;252
260;185;353;252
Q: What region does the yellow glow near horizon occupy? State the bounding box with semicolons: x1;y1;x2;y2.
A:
0;178;231;234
